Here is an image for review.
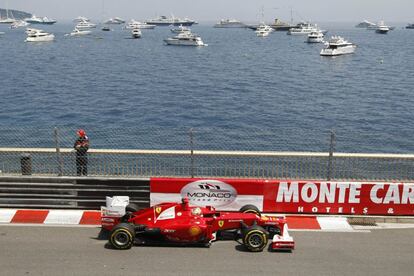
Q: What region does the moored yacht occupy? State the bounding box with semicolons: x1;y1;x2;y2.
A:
288;22;318;35
105;17;125;24
10;20;29;29
171;24;191;33
75;20;97;29
145;15;196;26
320;36;356;56
307;30;324;43
73;16;90;23
270;18;295;31
214;19;245;28
25;28;55;42
124;20;156;29
25;15;57;25
406;23;414;29
355;20;377;28
255;23;273;37
164;31;206;46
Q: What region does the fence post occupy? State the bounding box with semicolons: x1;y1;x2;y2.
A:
54;127;64;176
189;128;195;178
327;129;336;181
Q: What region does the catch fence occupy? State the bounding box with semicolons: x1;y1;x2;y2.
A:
0;127;413;181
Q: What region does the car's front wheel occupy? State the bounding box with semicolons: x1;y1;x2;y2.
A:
242;225;268;252
109;223;135;250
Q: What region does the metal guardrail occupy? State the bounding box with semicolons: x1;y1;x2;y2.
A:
1;147;414;181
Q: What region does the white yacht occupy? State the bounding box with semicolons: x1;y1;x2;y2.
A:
68;28;92;36
355;20;377;28
25;28;55;42
75;20;97;29
375;21;390;34
0;31;5;35
145;15;196;26
164;31;206;46
214;19;245;28
320;36;356;56
131;28;142;38
105;17;125;24
124;20;156;29
25;15;57;25
288;22;318;35
10;20;29;29
73;16;90;23
255;23;273;37
307;30;324;43
170;24;191;33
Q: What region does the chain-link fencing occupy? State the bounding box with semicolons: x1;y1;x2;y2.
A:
0;127;413;181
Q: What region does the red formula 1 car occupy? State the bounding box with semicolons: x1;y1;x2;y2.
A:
101;198;295;252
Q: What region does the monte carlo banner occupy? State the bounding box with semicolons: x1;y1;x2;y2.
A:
150;178;414;216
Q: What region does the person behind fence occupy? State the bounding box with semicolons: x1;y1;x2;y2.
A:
74;129;90;176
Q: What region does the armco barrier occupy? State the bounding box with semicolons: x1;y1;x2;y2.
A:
150;178;414;216
0;176;150;210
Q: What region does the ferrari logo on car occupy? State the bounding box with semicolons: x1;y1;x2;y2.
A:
218;220;224;228
155;207;162;214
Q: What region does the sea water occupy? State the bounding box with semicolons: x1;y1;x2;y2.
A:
0;23;413;152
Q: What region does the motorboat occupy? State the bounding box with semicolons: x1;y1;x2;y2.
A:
105;17;125;24
307;30;324;43
164;31;206;46
375;21;390;34
102;26;111;31
270;18;295;31
320;36;356;56
10;20;29;29
170;24;191;33
131;28;142;38
255;23;273;37
25;28;55;42
355;20;377;28
124;20;156;29
288;22;318;35
0;31;5;35
406;23;414;29
213;19;246;28
68;28;92;36
75;20;97;29
145;15;196;26
25;15;57;25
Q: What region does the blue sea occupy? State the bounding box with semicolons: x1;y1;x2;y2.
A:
0;23;413;152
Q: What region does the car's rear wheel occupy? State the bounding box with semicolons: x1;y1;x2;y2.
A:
239;204;261;216
109;223;135;250
242;225;268;252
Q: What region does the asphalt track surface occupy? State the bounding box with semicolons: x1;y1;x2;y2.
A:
0;225;413;276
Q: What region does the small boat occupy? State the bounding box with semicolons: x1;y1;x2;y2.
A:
25;28;55;42
375;21;390;34
214;19;246;28
164;31;206;46
131;28;142;38
102;26;111;31
25;15;57;25
0;31;5;35
68;28;92;36
170;24;191;33
406;23;414;29
307;30;324;43
255;23;273;37
124;20;156;29
320;36;356;56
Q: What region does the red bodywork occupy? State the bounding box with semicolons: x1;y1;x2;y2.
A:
102;200;295;250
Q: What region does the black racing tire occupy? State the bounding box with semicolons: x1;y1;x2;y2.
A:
109;223;135;250
239;204;261;216
125;203;140;213
242;225;268;252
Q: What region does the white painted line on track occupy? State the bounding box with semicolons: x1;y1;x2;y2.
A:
0;209;16;223
44;210;84;225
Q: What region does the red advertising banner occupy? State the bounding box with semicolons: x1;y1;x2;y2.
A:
150;178;414;216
